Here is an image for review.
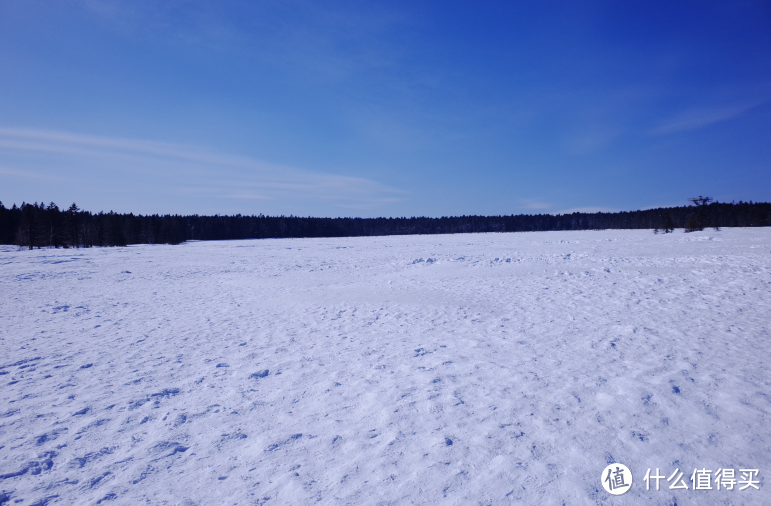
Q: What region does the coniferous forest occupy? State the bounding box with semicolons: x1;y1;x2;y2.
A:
1;200;769;249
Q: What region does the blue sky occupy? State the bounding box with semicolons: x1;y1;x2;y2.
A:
1;1;770;217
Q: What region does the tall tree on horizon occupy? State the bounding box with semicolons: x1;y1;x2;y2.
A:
15;202;38;249
65;202;80;248
44;202;61;247
685;196;713;232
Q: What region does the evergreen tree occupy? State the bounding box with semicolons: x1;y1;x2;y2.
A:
2;199;771;247
684;196;712;232
15;202;36;249
654;213;675;234
65;203;80;247
44;202;61;247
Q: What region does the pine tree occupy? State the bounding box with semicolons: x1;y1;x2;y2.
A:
684;196;712;232
65;203;80;247
45;202;61;247
15;202;34;249
654;213;675;234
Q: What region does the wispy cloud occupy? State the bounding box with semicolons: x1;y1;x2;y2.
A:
0;127;282;169
0;165;62;181
0;127;404;211
519;199;552;210
74;0;410;86
561;126;621;155
555;206;618;214
651;101;764;135
221;193;274;201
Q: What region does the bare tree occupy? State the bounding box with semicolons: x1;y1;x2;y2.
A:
688;196;713;207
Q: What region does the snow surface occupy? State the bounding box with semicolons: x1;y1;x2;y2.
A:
1;228;770;505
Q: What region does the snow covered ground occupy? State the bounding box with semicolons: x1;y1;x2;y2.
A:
1;228;770;505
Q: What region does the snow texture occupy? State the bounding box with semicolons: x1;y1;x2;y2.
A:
1;228;769;505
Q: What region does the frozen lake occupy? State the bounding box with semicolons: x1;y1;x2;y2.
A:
1;228;769;505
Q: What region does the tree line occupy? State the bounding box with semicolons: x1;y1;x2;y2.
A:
1;200;769;249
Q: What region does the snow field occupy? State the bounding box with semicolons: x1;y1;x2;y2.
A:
1;228;770;505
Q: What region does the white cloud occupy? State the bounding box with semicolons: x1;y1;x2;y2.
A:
0;165;62;181
651;101;763;135
0;127;404;212
519;199;552;210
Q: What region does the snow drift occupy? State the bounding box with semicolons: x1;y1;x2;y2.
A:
1;228;769;504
